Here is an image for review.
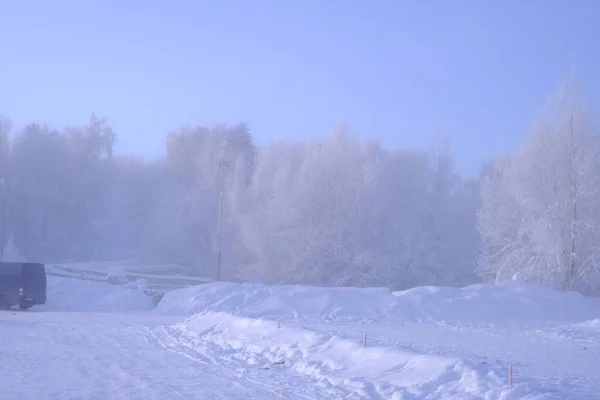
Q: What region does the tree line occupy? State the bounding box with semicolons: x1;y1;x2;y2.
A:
1;79;599;295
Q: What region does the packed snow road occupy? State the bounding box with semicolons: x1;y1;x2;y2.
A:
0;277;333;400
0;310;327;400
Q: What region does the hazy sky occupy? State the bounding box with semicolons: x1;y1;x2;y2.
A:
1;0;599;175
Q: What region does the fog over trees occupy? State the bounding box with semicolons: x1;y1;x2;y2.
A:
1;79;599;295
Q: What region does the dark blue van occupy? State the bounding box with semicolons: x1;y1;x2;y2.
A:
0;262;47;310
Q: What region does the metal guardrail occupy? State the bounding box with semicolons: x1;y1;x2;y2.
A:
46;263;213;303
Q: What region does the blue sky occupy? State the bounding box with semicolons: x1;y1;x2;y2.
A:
1;0;599;175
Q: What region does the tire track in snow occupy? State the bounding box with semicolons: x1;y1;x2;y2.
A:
145;323;355;400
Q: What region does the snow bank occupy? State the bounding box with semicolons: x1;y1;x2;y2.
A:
156;282;400;321
540;318;600;342
44;276;155;312
392;282;600;325
572;318;600;331
157;280;600;326
153;281;600;398
164;312;550;399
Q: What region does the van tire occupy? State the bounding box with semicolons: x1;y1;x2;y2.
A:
19;304;30;310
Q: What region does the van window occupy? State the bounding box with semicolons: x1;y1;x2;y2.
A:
22;263;46;287
0;263;22;287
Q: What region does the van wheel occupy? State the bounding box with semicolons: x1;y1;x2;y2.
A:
19;304;30;310
0;296;7;310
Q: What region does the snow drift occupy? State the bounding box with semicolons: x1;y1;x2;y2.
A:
392;282;600;326
155;282;401;321
161;312;550;400
151;280;600;398
156;280;600;326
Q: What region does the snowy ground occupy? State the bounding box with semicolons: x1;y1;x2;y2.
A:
1;277;599;399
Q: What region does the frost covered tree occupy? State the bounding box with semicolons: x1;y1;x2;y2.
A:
5;115;118;262
477;79;600;293
153;123;255;277
9;123;70;261
366;148;432;288
234;126;479;289
426;142;480;286
235;128;390;286
422;140;479;286
0;110;480;289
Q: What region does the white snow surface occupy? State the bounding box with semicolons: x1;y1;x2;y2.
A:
2;276;599;399
155;280;600;325
156;281;600;399
44;275;155;312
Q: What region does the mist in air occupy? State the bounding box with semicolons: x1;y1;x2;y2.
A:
1;1;600;295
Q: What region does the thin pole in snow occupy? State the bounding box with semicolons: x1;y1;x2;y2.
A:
0;178;6;263
216;161;229;281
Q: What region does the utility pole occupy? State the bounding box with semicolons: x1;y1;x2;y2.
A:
0;178;6;263
216;161;229;281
